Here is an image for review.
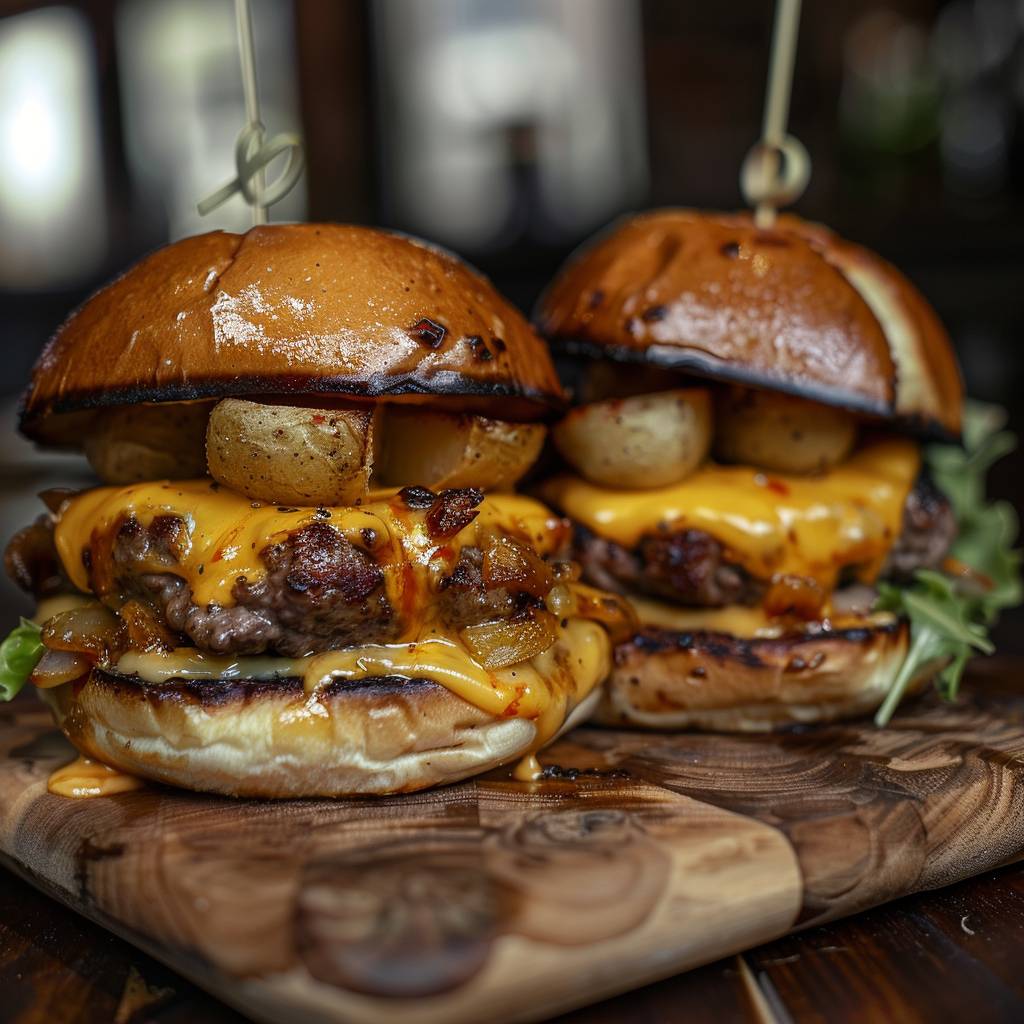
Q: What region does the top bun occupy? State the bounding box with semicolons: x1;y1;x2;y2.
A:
537;210;962;436
22;224;565;443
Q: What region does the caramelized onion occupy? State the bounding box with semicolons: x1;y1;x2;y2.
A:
118;599;177;652
4;518;66;598
41;603;119;661
763;574;827;620
481;534;553;598
461;608;559;670
425;488;483;540
30;649;91;689
565;583;638;644
551;561;581;584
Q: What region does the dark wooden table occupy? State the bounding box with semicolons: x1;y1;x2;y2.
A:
2;858;1023;1024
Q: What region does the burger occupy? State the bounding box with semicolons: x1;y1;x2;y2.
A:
537;210;1019;731
1;224;632;797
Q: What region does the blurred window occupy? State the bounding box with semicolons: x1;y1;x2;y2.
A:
0;6;106;287
374;0;647;250
115;0;305;239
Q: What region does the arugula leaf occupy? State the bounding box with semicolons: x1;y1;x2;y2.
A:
874;401;1021;725
0;619;43;702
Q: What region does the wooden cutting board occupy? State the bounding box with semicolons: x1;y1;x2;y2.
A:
1;673;1024;1024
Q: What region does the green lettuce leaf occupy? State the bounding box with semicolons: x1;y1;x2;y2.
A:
0;618;43;702
874;401;1021;725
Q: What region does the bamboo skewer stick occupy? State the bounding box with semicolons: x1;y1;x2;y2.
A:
740;0;810;227
197;0;303;224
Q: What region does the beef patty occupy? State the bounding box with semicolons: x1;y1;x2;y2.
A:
574;476;957;609
8;511;551;659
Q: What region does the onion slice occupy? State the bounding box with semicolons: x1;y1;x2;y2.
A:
41;603;119;661
558;582;638;644
481;534;554;598
30;649;91;689
460;608;559;670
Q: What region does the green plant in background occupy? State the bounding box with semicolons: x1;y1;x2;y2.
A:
875;401;1021;724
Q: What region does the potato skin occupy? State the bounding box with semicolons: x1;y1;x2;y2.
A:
83;402;213;484
205;399;377;505
552;389;711;489
377;408;545;491
713;387;856;475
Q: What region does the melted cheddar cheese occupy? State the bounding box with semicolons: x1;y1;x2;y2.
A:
115;616;610;754
56;482;564;608
51;483;610;757
542;437;920;591
628;595;897;637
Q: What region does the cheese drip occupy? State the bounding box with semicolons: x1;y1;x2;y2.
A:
48;756;144;798
542;437;920;590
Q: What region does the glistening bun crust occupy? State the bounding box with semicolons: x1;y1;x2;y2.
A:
537;210;962;436
43;671;600;797
596;619;935;731
23;224;566;443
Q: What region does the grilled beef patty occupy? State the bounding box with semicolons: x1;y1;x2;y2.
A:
8;509;549;658
574;476;957;608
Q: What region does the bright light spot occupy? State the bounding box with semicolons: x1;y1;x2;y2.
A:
0;7;105;285
5;92;60;194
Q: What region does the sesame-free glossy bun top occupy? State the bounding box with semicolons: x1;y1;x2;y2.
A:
22;224;566;443
537;210;962;436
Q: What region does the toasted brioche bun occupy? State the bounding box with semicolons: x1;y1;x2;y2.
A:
537;210;962;436
42;669;601;798
595;619;938;731
23;224;565;444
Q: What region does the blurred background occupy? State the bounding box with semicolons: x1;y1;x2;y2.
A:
0;0;1022;646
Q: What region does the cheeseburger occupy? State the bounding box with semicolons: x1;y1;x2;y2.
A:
2;224;631;796
538;209;1018;730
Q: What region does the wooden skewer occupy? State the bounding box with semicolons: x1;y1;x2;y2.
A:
197;0;304;224
740;0;809;228
235;0;267;224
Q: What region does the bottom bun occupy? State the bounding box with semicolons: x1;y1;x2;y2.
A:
43;670;600;797
597;619;935;731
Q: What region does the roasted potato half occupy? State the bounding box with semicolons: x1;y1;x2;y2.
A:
714;387;856;475
552;389;711;489
377;409;545;491
206;399;378;505
83;401;213;484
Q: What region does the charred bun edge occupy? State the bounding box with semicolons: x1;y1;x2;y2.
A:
551;338;892;417
19;370;565;440
596;619;934;731
551;342;958;442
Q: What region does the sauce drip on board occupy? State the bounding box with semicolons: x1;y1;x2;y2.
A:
47;756;145;799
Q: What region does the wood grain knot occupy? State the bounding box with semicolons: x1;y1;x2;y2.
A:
295;843;496;998
486;809;671;944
